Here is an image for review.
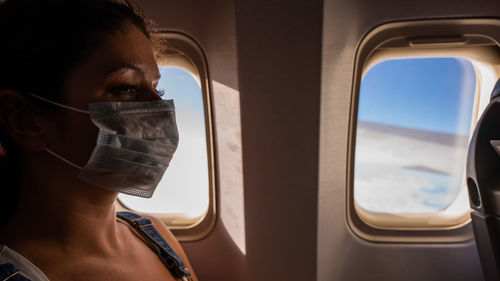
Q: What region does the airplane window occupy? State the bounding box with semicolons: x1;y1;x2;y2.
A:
118;66;209;222
354;57;476;214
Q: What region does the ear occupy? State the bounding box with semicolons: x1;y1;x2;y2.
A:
0;90;47;152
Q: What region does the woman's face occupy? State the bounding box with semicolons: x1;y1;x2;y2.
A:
44;24;162;168
63;25;162;107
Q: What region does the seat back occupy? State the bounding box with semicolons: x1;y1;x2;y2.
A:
467;78;500;281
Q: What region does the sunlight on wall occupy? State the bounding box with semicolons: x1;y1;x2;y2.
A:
212;80;246;255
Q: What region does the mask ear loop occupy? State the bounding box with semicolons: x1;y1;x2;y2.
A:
23;92;89;114
22;92;88;170
45;149;83;170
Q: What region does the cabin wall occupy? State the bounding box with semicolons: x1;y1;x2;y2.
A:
236;1;323;281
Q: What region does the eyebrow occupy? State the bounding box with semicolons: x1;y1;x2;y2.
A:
105;63;161;80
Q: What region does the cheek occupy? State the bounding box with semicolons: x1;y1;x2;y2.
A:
48;111;98;166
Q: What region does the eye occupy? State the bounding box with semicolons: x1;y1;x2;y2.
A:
110;85;139;96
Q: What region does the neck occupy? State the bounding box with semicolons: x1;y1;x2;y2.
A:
0;153;125;257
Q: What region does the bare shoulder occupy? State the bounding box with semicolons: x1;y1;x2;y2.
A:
142;214;199;281
142;215;177;245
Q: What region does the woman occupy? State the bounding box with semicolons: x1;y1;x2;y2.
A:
0;0;198;280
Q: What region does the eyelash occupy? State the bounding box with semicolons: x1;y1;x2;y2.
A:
111;85;166;97
156;88;166;97
111;85;138;96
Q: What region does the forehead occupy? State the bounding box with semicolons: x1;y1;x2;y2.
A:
61;24;160;104
84;25;159;77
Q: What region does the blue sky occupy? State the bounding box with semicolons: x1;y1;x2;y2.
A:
358;57;476;136
158;67;204;118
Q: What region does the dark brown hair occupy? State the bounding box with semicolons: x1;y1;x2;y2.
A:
0;0;153;228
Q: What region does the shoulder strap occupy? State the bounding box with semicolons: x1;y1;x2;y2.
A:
116;211;191;280
0;263;31;281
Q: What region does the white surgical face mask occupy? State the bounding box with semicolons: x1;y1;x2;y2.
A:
26;93;179;198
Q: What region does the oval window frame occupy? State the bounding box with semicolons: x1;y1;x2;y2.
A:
348;19;500;243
